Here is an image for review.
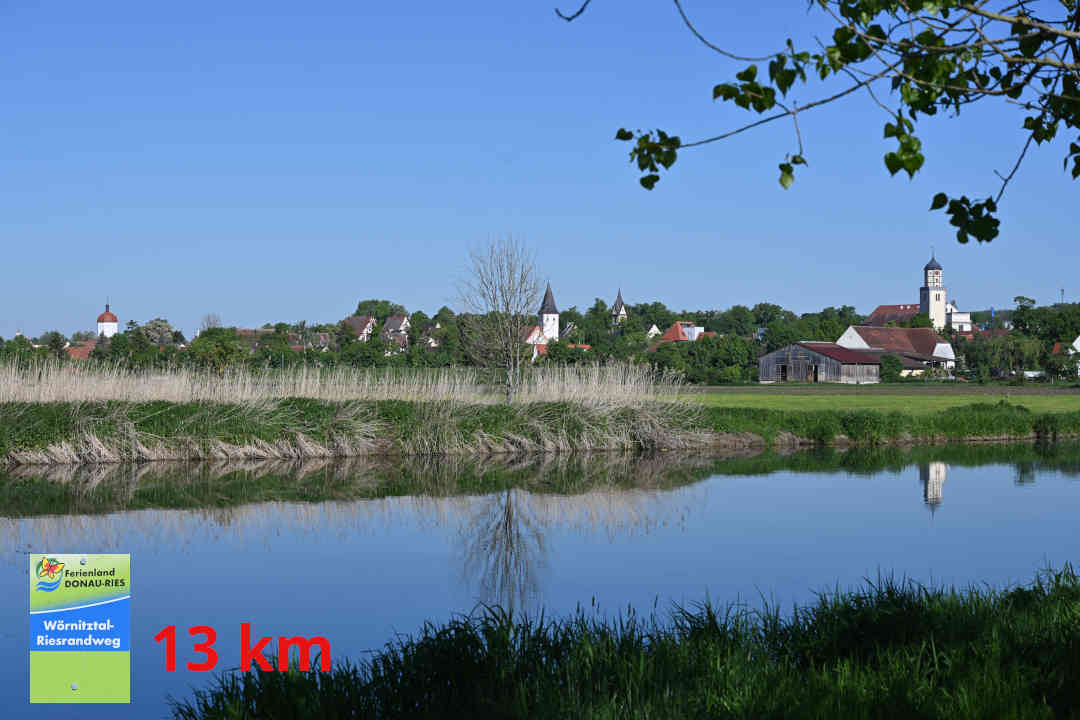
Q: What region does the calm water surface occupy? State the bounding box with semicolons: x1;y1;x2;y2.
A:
2;447;1078;718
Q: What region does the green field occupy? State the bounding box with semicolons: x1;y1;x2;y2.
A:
689;385;1080;415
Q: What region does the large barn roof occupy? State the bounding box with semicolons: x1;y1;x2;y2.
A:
798;342;880;364
847;326;948;358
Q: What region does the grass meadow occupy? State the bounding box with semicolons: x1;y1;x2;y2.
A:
690;385;1080;415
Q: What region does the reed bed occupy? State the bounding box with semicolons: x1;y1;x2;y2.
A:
0;360;681;407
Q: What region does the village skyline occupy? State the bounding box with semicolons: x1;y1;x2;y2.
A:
4;3;1078;340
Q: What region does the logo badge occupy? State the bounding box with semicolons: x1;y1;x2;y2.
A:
35;556;65;592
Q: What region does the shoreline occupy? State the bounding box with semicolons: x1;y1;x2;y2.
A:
3;398;1079;467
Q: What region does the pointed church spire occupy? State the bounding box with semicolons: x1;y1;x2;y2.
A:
539;283;558;315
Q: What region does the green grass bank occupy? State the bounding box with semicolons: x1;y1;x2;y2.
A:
172;565;1080;720
4;398;1080;465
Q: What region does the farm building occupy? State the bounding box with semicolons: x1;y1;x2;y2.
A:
836;325;955;371
758;342;881;384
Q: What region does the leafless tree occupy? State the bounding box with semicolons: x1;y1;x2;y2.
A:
459;236;542;403
200;313;223;333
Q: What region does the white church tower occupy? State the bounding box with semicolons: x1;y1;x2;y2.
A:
918;254;947;330
539;283;559;342
96;303;119;338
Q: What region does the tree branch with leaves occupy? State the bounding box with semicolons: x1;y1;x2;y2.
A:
561;0;1080;243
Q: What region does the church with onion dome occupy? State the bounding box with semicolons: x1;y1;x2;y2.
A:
96;303;119;338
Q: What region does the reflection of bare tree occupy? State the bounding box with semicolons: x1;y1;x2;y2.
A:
1014;461;1036;486
461;489;546;611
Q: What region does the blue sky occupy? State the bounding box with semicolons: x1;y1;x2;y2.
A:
2;0;1074;339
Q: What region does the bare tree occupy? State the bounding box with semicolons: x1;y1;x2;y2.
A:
200;313;223;333
459;236;543;403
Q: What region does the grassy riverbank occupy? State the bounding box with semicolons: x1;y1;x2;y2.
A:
4;398;1080;465
4;362;1080;464
172;565;1080;719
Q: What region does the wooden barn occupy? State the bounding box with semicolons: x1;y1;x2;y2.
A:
759;342;881;384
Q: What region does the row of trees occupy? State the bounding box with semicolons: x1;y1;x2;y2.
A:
949;299;1080;383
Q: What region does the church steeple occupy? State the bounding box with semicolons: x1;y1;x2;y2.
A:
611;289;628;324
539;283;559;341
539;283;558;315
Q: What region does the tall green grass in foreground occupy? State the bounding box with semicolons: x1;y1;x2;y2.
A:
172;566;1080;720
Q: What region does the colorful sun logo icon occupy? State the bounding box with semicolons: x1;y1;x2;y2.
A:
35;556;65;592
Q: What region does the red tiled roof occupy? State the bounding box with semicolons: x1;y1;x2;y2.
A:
798;342;880;364
865;304;920;326
96;311;117;323
955;328;1011;341
847;326;947;358
65;341;97;361
648;322;714;351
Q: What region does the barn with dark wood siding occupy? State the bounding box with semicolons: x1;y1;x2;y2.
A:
758;342;881;384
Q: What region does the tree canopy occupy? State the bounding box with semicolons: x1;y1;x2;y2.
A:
560;0;1079;243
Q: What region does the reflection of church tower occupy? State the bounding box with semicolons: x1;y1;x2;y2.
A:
919;461;947;511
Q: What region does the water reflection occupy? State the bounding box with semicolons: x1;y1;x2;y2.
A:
461;489;545;610
920;461;946;511
3;444;1080;605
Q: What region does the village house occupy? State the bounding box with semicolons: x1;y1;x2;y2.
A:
382;315;410;352
647;321;715;352
342;315;376;342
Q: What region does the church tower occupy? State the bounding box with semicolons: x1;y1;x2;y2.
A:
918;254;946;330
539;283;559;342
96;303;119;339
610;289;628;324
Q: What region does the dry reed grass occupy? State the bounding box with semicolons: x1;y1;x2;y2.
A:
0;360;681;407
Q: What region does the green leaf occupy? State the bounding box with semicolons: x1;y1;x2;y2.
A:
735;65;757;82
791;155;806;166
884;152;903;176
930;192;948;210
615;128;634;141
713;83;738;101
778;162;794;189
639;174;660;190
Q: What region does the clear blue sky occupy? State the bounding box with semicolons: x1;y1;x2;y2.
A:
2;0;1074;339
